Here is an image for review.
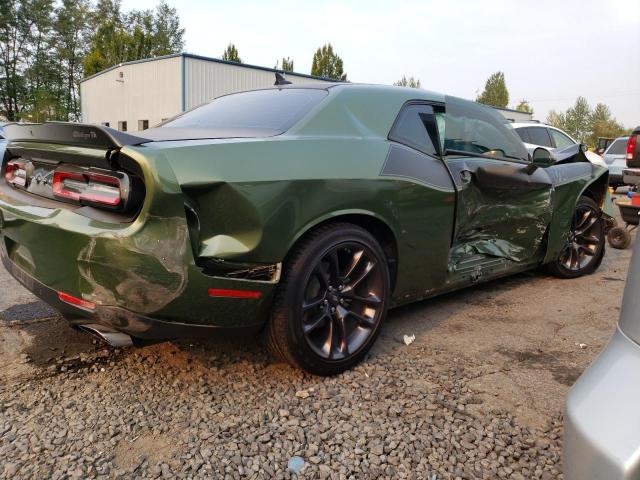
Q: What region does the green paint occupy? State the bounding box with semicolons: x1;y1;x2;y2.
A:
0;84;609;331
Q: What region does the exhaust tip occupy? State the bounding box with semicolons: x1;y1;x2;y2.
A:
78;324;134;347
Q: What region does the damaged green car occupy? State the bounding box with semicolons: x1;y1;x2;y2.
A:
0;84;611;375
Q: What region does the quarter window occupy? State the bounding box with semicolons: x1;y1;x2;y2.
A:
515;128;530;143
389;104;439;155
549;129;575;149
526;127;553;147
606;139;627;155
443;96;528;161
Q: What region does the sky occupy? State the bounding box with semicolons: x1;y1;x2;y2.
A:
121;0;640;128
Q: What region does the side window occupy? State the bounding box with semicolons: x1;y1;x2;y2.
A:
515;127;530;143
549;129;575;149
606;139;627;155
443;96;529;161
526;127;553;147
389;104;439;156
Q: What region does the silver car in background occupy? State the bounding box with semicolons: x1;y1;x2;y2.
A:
512;122;607;169
564;236;640;479
603;136;630;190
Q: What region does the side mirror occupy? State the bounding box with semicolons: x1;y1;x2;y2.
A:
532;147;555;168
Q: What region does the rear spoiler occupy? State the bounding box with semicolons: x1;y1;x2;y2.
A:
3;122;151;149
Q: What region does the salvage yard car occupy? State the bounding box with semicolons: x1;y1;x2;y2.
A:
0;83;612;375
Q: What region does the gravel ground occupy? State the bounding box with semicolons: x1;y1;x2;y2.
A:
0;194;635;479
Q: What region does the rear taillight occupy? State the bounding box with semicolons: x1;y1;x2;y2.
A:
52;168;125;208
627;135;637;162
4;160;28;187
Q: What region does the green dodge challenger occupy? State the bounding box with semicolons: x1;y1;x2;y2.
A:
0;83;611;375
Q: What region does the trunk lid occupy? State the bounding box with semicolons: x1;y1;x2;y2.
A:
2;123;149;217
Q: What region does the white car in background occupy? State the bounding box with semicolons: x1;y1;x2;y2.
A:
511;122;606;168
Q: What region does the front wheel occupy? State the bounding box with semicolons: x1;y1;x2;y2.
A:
264;223;390;376
546;196;605;278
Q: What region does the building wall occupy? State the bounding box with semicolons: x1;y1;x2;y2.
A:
80;56;182;131
495;108;534;123
184;57;330;111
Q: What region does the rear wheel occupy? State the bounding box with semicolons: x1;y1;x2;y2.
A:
264;223;390;375
546;196;605;278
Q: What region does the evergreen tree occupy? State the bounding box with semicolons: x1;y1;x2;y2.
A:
275;57;294;72
565;96;591;142
394;76;421;88
515;99;533;114
222;43;241;63
476;71;509;108
311;44;346;80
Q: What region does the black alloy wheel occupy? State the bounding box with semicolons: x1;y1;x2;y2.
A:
265;223;390;375
547;196;605;278
300;242;385;360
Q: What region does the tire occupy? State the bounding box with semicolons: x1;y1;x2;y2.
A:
264;223;390;376
608;226;631;250
546;196;606;279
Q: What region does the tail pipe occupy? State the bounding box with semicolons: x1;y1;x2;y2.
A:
78;324;133;347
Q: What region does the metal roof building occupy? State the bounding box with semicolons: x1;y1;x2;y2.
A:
494;106;534;123
80;53;334;132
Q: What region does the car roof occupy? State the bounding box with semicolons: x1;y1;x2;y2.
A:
258;82;446;103
510;122;550;128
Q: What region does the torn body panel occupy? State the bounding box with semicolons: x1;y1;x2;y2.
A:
445;157;553;272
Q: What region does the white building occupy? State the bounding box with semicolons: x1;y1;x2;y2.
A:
80;53;535;132
80;53;334;132
494;106;534;123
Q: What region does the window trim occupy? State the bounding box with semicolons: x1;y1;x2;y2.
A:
387;100;445;158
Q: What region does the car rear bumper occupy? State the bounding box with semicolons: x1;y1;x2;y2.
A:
0;242;265;340
623;168;640;185
0;186;276;335
564;327;640;480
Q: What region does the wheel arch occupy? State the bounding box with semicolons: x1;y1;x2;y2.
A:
580;171;609;210
543;169;610;264
285;210;399;291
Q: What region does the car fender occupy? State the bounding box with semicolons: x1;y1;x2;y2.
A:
288;207;399;254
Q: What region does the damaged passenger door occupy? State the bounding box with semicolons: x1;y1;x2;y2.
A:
441;96;553;281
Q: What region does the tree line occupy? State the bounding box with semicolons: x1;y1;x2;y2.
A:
0;0;185;122
0;0;629;144
473;71;629;146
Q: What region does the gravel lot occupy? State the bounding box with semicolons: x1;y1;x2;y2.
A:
0;196;635;479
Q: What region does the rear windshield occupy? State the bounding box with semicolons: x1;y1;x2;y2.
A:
163;89;327;135
607;139;627;155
